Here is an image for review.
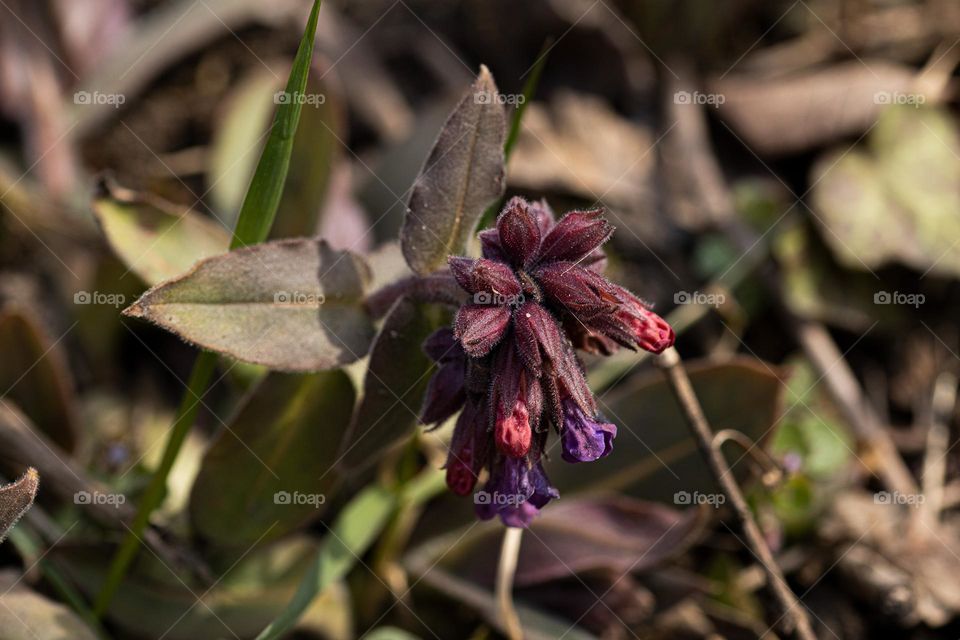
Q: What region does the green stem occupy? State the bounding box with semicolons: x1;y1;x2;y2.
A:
94;351;217;616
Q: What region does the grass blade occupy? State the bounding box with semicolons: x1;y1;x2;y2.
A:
255;486;396;640
231;0;324;248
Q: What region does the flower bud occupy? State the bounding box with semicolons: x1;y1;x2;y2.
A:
537;208;613;264
497;197;541;267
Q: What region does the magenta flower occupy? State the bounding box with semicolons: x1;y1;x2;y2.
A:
420;197;675;527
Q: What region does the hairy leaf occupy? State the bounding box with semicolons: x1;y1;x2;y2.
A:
0;468;39;544
123;238;375;371
401;66;506;274
93;184;230;286
189;370;354;546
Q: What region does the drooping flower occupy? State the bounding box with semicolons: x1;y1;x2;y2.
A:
420;197;675;527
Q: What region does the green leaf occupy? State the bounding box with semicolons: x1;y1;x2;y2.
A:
0;572;98;640
92;184;230;286
231;0;324;248
123;238;375;371
0;468;38;544
337;299;446;473
208;63;341;238
255;486;396;640
401;65;506;274
812;105;960;276
189;370;354;547
0;308;79;451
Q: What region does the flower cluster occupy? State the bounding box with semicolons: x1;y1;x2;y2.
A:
419;197;674;527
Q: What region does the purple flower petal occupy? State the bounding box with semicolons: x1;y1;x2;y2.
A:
561;399;617;463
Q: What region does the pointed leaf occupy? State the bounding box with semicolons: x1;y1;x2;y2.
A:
93;184;230;286
189;370;354;546
401;66;506;274
337;299;447;473
0;468;39;544
231;0;324;248
123;238;375;371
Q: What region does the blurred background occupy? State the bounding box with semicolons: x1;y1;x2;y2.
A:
2;0;960;638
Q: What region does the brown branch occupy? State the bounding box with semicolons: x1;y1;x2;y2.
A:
657;347;818;640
